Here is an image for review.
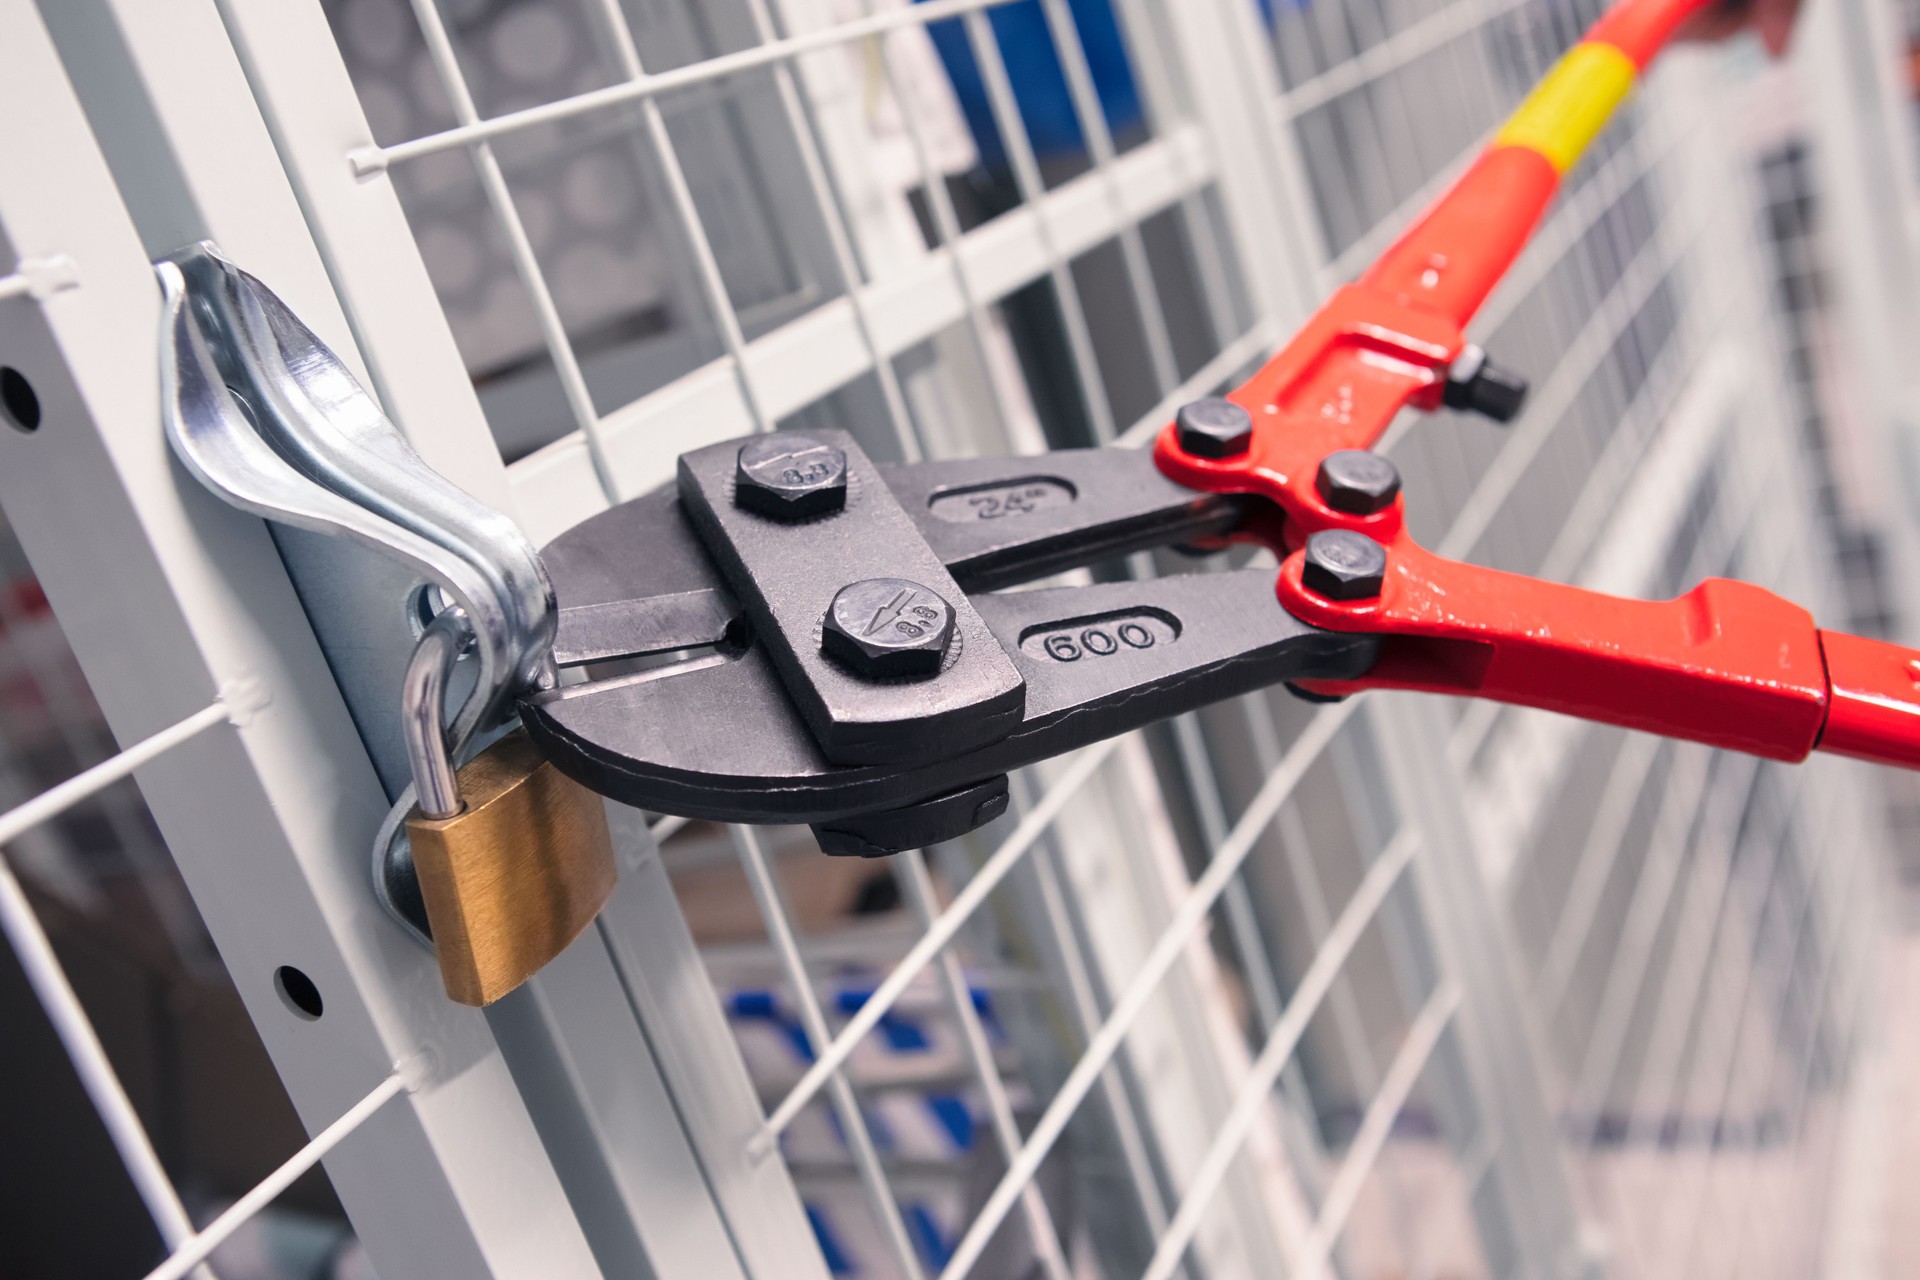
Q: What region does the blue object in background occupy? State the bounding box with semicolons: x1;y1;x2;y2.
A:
917;0;1142;167
925;1094;975;1150
728;989;816;1061
907;1202;956;1269
805;1204;857;1276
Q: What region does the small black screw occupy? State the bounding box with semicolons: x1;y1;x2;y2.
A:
1442;345;1529;423
1301;529;1387;601
1315;450;1401;515
735;433;847;519
822;578;956;678
1175;397;1253;459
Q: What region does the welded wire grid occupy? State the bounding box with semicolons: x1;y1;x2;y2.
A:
0;503;406;1280
328;0;1510;1271
0;0;1898;1277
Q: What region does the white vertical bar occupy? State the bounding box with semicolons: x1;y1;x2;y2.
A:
957;8;1119;440
1005;775;1181;1255
1105;0;1244;354
404;0;620;498
737;0;926;458
1646;767;1807;1271
1609;752;1762;1253
1033;0;1180;394
1553;745;1713;1121
1366;688;1589;1273
1722;781;1880;1280
549;0;777;441
856;0;1041;453
1664;769;1819;1277
1;7;604;1269
590;808;827;1280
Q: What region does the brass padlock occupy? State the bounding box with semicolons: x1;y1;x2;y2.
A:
402;614;615;1005
406;729;616;1005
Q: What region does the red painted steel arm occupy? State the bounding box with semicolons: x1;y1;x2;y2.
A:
1808;632;1920;768
1158;0;1723;529
1154;0;1920;772
1273;545;1920;770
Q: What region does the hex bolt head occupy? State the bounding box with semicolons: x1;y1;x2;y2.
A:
822;578;956;678
1442;345;1529;423
1301;529;1388;601
1175;397;1254;459
1315;449;1402;515
735;434;848;520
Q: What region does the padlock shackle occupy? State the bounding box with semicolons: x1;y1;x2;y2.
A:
403;608;470;820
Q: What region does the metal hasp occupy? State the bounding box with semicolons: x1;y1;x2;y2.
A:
159;244;556;754
159;243;619;1004
521;440;1377;849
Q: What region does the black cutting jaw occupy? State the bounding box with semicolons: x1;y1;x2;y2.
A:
520;429;1377;855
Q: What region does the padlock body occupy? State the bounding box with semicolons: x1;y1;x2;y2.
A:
406;728;616;1006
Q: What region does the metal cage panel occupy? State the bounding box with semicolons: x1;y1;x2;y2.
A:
3;0;1918;1276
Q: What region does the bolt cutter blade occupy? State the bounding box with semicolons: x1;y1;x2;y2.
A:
545;484;738;666
527;435;1373;828
881;448;1248;592
521;569;1376;824
544;445;1242;666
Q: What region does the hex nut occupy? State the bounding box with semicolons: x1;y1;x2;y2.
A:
1301;529;1388;601
1315;449;1402;515
821;578;955;678
735;434;847;519
1175;397;1254;459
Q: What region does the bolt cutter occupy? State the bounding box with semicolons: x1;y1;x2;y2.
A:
519;0;1920;855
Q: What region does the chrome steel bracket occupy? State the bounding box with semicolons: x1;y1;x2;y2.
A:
157;243;554;945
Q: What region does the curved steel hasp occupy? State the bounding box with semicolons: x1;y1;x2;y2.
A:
157;242;556;749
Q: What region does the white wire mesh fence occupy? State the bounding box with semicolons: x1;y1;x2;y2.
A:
0;0;1909;1277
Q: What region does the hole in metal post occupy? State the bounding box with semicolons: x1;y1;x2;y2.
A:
274;965;324;1020
407;582;449;637
1;367;41;432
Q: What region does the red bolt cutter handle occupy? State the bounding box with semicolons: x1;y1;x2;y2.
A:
1158;0;1920;771
1274;544;1920;770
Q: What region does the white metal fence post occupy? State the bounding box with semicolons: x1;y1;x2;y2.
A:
0;4;602;1274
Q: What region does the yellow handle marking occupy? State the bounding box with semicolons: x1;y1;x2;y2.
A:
1493;42;1638;174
